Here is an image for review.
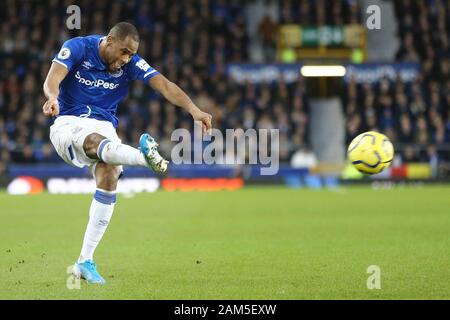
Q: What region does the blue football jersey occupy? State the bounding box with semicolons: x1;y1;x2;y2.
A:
52;35;159;128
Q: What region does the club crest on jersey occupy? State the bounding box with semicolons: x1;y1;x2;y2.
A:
58;48;71;60
109;67;123;78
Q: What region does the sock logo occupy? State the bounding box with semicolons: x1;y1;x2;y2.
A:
98;219;109;227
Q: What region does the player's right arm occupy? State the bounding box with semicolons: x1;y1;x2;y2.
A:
42;62;69;117
42;37;84;117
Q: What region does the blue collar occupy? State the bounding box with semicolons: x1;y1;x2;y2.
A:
95;36;108;71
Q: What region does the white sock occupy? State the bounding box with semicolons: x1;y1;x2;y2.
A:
97;139;147;166
78;189;116;263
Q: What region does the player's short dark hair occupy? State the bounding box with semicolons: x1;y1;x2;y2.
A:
108;22;139;42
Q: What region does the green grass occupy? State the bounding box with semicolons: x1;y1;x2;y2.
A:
1;185;449;299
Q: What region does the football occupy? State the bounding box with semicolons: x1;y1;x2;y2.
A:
347;131;394;175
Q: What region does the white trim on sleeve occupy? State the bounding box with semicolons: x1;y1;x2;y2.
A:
52;59;69;70
144;69;157;78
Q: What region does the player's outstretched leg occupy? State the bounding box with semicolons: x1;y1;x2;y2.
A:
83;133;168;173
72;163;120;284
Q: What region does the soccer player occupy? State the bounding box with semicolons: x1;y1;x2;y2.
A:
42;22;212;284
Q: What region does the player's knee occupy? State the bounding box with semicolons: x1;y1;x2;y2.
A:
83;133;107;159
96;164;121;191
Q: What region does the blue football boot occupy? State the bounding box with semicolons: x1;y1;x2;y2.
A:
139;133;168;173
72;260;106;284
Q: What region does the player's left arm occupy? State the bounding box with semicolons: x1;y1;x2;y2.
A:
149;74;212;134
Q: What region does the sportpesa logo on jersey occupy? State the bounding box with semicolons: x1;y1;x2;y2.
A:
75;71;119;90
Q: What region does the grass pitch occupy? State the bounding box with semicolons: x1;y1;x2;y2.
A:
1;185;449;299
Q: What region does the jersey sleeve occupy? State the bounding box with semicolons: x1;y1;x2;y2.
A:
52;37;84;71
129;55;160;82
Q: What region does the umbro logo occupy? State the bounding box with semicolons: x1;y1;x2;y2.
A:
82;60;95;70
98;220;109;226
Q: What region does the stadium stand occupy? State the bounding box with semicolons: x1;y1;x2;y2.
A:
0;0;449;178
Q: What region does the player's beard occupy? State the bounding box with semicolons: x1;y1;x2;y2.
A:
110;61;122;72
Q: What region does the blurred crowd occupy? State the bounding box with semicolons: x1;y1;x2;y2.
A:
344;0;450;164
0;0;310;175
0;0;449;176
278;0;361;25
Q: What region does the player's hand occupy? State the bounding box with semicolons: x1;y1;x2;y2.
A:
42;98;59;117
191;109;212;134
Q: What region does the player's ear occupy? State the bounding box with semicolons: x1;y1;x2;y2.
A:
105;35;115;45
